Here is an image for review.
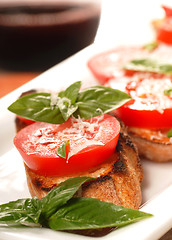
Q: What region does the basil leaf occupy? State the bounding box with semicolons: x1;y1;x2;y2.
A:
124;58;172;75
58;82;81;120
57;140;70;159
8;93;65;124
167;129;172;138
48;197;152;230
58;98;78;121
164;87;172;97
58;81;81;104
143;42;159;51
0;177;92;227
0;177;152;232
8;83;131;124
75;86;131;119
0;198;42;227
40;177;93;220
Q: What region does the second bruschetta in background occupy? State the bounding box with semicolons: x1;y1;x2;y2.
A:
88;43;172;162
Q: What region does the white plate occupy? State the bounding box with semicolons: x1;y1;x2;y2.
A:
0;1;172;239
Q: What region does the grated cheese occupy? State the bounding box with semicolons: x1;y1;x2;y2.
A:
25;115;106;160
129;76;172;112
50;92;59;108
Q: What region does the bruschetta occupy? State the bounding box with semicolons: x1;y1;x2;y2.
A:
9;82;143;210
88;44;172;162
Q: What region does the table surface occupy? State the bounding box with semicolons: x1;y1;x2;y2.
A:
0;72;39;98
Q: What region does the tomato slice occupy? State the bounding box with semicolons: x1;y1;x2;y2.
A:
114;100;172;129
88;44;172;83
14;114;120;176
108;75;172;128
88;46;144;84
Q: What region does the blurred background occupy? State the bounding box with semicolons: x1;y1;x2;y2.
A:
0;0;169;98
1;0;172;98
0;0;101;97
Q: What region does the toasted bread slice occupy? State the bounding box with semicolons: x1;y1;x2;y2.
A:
24;129;143;209
127;127;172;162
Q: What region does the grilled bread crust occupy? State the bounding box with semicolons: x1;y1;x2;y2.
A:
128;127;172;162
24;129;143;210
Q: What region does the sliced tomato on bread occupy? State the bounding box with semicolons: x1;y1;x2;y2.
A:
14;114;120;176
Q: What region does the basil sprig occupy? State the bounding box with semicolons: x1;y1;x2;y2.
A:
124;58;172;75
167;129;172;138
8;81;131;124
0;177;152;231
0;177;92;227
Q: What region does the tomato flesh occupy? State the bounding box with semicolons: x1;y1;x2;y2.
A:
114;100;172;128
14;114;120;176
88;46;143;84
108;74;172;128
88;44;172;83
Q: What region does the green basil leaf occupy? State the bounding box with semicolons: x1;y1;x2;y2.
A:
0;177;153;233
58;81;81;104
124;58;172;75
0;198;42;227
0;177;93;227
8;83;131;123
57;82;81;120
143;42;159;52
167;128;172;138
40;177;93;220
56;140;70;158
48;197;153;230
75;86;131;119
58;99;78;121
164;87;172;97
8;93;65;124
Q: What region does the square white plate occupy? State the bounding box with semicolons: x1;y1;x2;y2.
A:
0;1;172;239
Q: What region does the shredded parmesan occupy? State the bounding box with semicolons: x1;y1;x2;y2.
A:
50;92;59;108
150;131;164;140
25;115;106;161
57;97;71;107
130;76;172;113
109;72;172;113
50;91;72;110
